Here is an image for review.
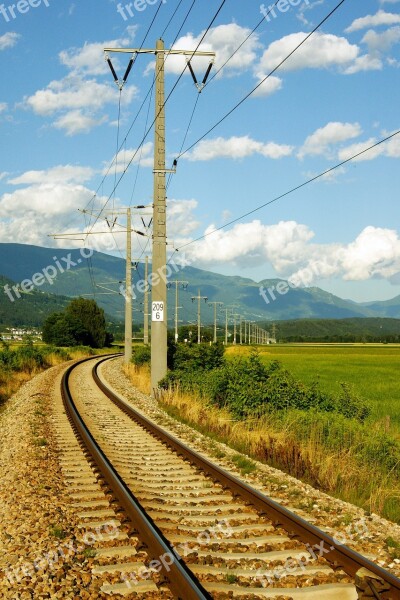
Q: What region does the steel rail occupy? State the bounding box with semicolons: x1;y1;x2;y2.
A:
61;355;212;600
94;355;400;600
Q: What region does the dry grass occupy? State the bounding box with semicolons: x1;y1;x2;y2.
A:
124;364;400;522
123;362;151;395
0;347;103;408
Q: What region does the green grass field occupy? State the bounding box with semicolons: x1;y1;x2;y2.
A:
226;345;400;432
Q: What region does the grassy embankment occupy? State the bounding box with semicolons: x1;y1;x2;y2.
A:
225;344;400;431
124;344;400;524
0;342;114;408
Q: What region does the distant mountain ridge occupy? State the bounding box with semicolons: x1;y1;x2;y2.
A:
1;243;399;324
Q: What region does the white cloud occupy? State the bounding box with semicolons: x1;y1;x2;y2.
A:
149;23;261;78
168;200;200;237
384;134;400;157
53;110;107;136
186;220;314;271
59;38;135;77
0;172;9;181
22;29;138;136
8;165;96;186
0;183;92;218
338;137;384;162
257;32;359;72
361;26;400;53
0;181;123;251
340;226;400;280
346;10;400;33
102;142;154;174
0;102;7;113
298;122;362;159
58;28;137;76
183;217;400;285
0;32;20;51
24;76;135;116
252;74;283;97
343;54;383;74
185;135;293;162
338;132;400;162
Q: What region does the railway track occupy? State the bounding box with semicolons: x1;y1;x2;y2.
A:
56;354;400;599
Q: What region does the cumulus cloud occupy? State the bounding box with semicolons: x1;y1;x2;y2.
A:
343;54;383;74
185;135;293;162
58;28;137;76
8;165;96;186
252;74;283;97
0;102;7;113
53;110;108;136
186;220;315;271
183;217;400;285
298;122;362;159
0;183;92;218
337;133;400;162
0;180;124;251
102;142;154;174
22;29;138;136
0;32;20;50
147;23;260;78
168;200;200;238
361;26;400;53
257;32;359;72
346;10;400;33
24;76;134;116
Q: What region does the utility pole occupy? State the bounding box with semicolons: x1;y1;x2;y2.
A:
151;38;168;390
52;206;147;365
169;280;188;342
224;308;229;345
239;316;243;345
233;313;240;345
143;255;149;345
223;307;234;345
104;42;214;394
209;302;223;343
191;289;208;344
124;207;132;363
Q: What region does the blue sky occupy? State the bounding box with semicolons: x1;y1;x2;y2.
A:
0;0;399;302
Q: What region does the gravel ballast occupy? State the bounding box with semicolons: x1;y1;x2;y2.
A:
0;357;399;600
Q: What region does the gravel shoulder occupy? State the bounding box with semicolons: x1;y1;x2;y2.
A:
0;364;100;599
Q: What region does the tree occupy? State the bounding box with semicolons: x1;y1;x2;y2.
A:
42;298;109;348
65;298;107;347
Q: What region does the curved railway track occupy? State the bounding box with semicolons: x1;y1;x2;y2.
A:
58;354;400;599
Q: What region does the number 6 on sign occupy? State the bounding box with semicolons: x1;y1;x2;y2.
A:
152;301;165;322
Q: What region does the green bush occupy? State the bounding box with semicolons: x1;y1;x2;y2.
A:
0;342;50;373
132;345;151;366
162;347;371;423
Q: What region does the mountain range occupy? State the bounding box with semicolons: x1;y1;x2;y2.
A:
1;243;399;326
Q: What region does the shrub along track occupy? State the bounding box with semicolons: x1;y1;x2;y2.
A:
60;355;400;599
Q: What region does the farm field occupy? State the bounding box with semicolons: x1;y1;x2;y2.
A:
226;344;400;432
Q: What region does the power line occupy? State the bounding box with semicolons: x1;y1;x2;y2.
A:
178;0;347;159
85;1;226;237
204;1;280;87
167;93;200;190
175;129;400;251
83;0;200;221
161;0;185;37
